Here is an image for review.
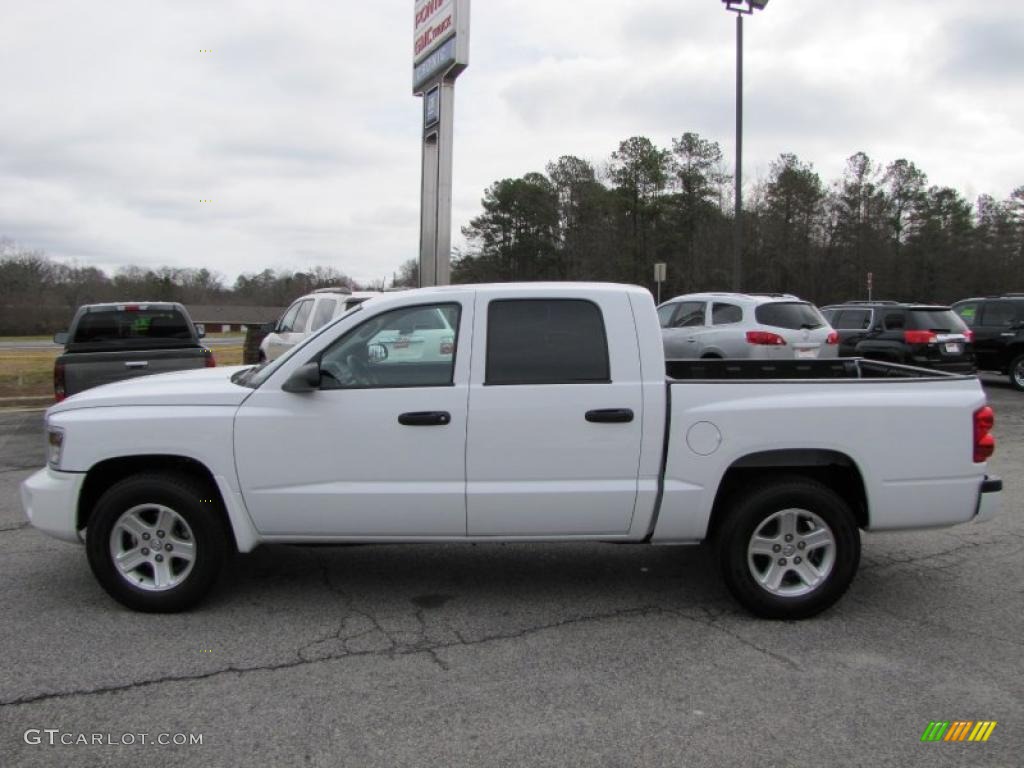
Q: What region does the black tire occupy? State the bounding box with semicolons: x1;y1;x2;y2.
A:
1009;353;1024;392
85;472;230;612
715;476;860;620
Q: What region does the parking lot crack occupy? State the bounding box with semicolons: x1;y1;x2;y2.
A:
668;607;801;670
0;604;676;708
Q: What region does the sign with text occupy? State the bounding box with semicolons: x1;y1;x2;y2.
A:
414;36;457;92
414;0;455;62
412;0;469;93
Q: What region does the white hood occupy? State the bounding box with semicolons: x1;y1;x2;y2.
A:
49;365;254;412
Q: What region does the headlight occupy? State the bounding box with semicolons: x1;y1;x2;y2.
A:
46;426;65;469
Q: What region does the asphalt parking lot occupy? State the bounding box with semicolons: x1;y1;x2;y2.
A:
0;380;1021;768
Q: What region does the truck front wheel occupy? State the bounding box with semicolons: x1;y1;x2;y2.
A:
716;477;860;619
85;472;229;612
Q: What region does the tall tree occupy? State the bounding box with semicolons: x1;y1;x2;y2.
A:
608;137;671;284
758;153;825;298
457;173;560;282
668;133;729;291
546;156;613;279
827;152;889;299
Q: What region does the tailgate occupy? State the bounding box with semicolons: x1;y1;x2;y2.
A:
62;348;209;394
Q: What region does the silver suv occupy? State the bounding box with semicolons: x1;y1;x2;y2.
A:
260;288;382;361
657;292;838;360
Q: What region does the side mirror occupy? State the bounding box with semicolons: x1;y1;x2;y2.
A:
282;362;321;393
53;331;68;345
194;323;206;338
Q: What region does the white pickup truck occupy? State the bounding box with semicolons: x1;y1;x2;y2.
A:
21;283;1002;619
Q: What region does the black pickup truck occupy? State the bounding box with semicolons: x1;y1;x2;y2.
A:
53;302;214;401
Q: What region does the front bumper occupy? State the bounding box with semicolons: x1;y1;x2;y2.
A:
20;468;85;544
974;475;1002;523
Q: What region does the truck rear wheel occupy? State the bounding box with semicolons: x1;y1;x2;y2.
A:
85;472;229;612
716;476;860;619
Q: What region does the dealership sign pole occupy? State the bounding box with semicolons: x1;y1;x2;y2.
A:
414;0;470;287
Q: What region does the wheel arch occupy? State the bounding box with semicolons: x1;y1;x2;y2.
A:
706;449;869;540
77;455;246;552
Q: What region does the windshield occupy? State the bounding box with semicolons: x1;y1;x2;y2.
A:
232;304;366;388
754;302;826;330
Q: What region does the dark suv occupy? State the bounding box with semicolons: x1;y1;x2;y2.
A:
951;295;1024;391
820;302;975;373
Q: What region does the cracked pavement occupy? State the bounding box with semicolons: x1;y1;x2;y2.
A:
0;377;1021;767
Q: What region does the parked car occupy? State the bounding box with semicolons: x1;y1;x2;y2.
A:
657;292;838;360
22;283;1000;620
821;302;975;373
951;295;1024;390
52;302;214;401
260;288;382;361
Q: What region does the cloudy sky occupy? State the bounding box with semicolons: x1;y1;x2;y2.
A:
1;0;1022;286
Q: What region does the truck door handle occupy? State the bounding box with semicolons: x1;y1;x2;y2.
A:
124;361;149;369
585;408;634;424
398;411;451;426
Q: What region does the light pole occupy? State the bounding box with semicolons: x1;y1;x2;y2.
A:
721;0;768;292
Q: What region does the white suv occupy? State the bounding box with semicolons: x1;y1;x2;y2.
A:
657;292;838;360
260;288;382;361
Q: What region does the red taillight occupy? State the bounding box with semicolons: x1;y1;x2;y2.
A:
964;330;974;342
439;339;454;355
54;360;66;402
904;330;937;344
826;331;839;345
204;349;217;367
974;405;995;463
746;331;786;346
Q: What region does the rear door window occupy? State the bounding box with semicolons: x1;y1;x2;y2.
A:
486;299;610;385
883;313;906;331
754;302;825;330
979;301;1019;327
711;303;743;325
311;299;337;331
832;309;872;330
